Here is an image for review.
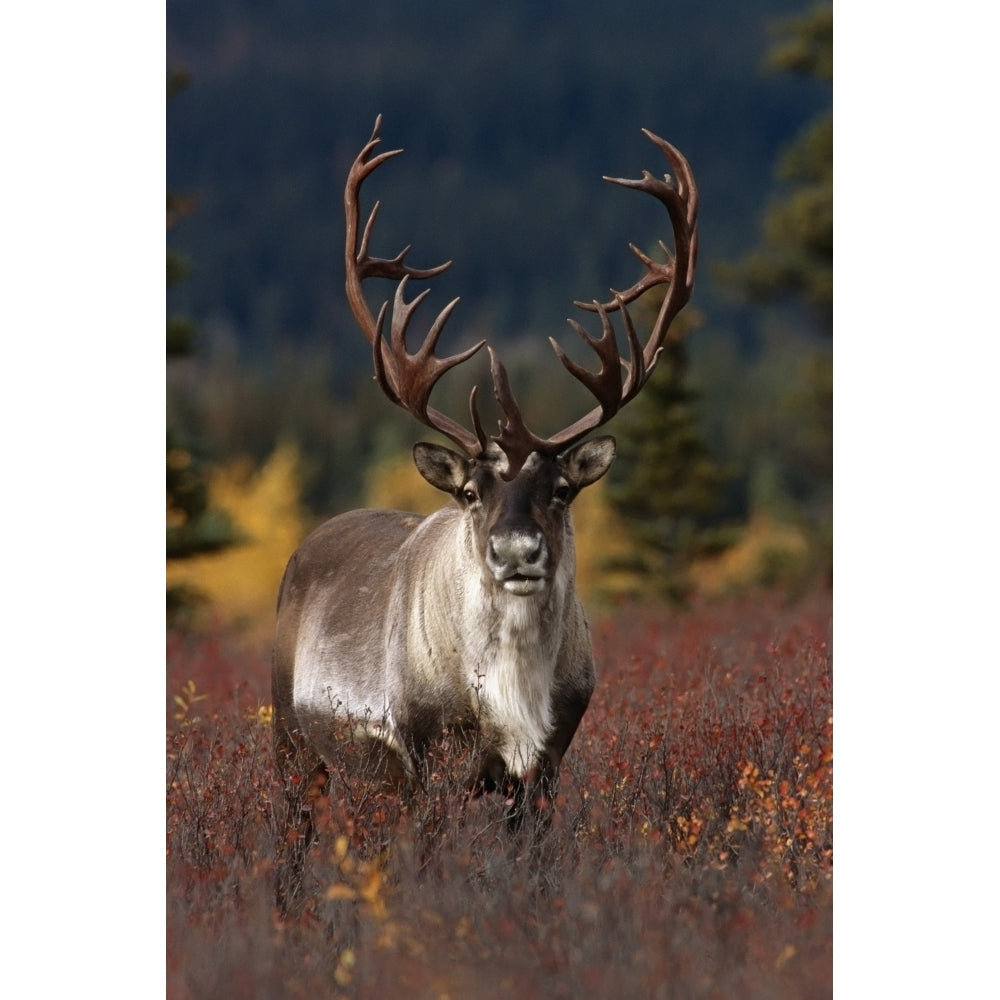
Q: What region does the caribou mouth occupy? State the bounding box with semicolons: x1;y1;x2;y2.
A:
501;573;546;596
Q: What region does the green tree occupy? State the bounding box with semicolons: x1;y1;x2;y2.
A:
167;69;240;624
721;4;833;333
606;308;736;604
715;4;833;588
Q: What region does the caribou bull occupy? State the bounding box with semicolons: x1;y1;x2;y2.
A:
272;117;697;898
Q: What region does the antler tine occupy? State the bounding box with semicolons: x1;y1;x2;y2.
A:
345;116;486;456
488;295;640;473
346;117;454;328
551;305;624;419
382;277;486;430
358;205;452;283
577;133;697;315
487;347;548;475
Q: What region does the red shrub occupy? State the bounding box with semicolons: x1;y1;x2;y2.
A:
167;591;832;999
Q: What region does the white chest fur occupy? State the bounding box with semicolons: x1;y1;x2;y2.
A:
460;565;570;776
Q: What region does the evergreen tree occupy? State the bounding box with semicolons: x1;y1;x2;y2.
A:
714;4;833;587
606;309;735;604
720;4;833;333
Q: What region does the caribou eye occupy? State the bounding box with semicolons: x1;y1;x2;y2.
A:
553;481;571;505
462;486;479;505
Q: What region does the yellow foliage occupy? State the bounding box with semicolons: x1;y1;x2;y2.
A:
324;836;392;922
689;514;808;596
571;477;635;605
364;450;442;515
172;679;208;725
166;442;310;636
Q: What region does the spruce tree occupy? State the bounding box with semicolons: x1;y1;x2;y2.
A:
706;4;832;589
720;4;833;334
606;311;734;603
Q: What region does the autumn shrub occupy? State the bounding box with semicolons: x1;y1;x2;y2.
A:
167;591;831;1000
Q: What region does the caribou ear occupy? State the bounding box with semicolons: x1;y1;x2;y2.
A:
413;442;470;494
560;435;616;489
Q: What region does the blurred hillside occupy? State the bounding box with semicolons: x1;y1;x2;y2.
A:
166;0;832;628
167;0;827;359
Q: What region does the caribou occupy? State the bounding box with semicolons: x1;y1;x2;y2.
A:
272;116;697;898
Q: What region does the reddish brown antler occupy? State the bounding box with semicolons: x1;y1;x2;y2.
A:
489;128;699;473
344;119;698;476
345;115;487;456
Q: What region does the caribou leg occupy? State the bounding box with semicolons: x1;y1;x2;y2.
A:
502;759;558;840
273;727;327;916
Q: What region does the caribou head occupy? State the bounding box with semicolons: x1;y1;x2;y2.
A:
412;437;617;597
272;116;697;908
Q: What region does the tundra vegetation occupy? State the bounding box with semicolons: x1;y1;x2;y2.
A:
167;591;831;999
166;8;833;994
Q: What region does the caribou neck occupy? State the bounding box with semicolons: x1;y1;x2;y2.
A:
401;505;578;776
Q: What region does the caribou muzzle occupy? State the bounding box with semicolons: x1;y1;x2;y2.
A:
486;529;549;594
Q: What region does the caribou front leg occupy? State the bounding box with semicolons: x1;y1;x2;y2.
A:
503;757;558;838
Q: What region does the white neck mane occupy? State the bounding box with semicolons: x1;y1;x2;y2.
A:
461;551;574;776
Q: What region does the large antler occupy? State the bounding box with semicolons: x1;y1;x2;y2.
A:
492;128;699;471
345;115;488;456
344;118;698;477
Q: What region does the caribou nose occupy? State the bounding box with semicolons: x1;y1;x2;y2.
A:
487;530;547;578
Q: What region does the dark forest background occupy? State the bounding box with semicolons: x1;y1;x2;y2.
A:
167;0;832;617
